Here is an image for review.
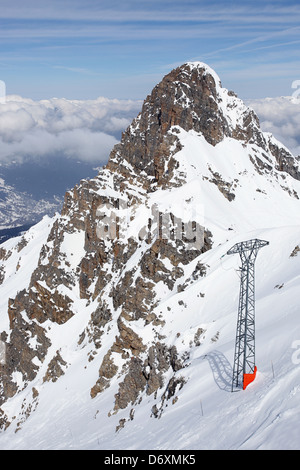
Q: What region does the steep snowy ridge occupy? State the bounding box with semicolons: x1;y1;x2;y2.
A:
0;216;56;332
0;62;299;449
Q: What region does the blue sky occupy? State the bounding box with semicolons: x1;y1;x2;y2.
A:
0;0;299;100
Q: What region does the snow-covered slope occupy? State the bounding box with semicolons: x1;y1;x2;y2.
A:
0;62;299;450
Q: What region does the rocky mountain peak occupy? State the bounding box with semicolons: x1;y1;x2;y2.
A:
106;62;233;189
106;62;299;190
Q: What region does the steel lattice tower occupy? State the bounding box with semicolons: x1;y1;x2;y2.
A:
227;238;269;391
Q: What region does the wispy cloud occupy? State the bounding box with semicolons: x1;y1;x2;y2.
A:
0;0;299;100
195;25;300;60
52;65;98;75
0;1;299;23
0;2;299;39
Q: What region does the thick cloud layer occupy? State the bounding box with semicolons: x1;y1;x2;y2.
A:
0;95;142;164
0;94;298;168
247;96;300;157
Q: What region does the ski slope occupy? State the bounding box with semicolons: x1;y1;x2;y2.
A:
0;223;299;449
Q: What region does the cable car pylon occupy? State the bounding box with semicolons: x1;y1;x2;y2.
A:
226;238;269;391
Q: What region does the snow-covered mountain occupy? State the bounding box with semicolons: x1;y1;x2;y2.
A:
0;62;299;450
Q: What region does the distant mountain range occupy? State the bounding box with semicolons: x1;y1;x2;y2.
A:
0;156;100;238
